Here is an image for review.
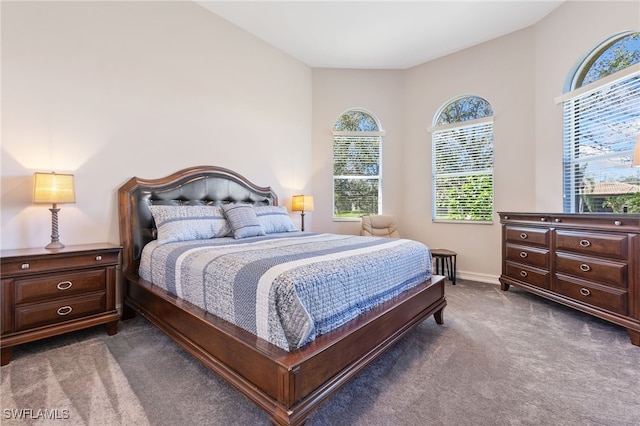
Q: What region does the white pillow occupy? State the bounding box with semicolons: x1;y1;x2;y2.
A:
148;205;231;245
255;205;298;233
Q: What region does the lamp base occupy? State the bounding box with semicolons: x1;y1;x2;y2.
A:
45;241;65;250
45;206;65;250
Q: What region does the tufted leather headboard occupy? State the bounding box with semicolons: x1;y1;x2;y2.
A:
117;165;277;276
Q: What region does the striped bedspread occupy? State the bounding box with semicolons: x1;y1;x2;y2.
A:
139;233;432;351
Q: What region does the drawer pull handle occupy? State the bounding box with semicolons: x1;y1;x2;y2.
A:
21;263;30;270
57;306;73;316
57;281;73;290
520;233;528;239
520;271;528;277
95;255;102;261
614;220;622;226
519;252;528;258
579;239;591;247
554;218;561;223
579;288;591;297
580;264;591;272
540;217;547;222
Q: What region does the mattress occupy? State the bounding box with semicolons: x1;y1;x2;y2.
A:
139;232;432;351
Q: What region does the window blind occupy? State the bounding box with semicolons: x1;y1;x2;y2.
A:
333;135;381;218
333;136;381;176
561;68;640;213
432;120;494;221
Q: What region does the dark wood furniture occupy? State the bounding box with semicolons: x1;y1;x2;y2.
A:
1;243;121;365
431;248;457;285
498;212;640;346
118;165;447;426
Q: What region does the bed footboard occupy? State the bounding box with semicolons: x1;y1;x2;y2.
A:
123;273;445;425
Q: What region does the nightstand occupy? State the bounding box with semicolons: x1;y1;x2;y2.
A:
1;243;121;365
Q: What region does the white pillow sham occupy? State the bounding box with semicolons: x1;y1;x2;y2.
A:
255;205;298;234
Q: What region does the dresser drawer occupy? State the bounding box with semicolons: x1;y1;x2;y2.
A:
506;244;549;268
555;252;627;288
14;293;106;332
1;251;119;276
505;261;551;290
555;230;628;259
14;269;106;304
505;226;549;247
555;275;627;316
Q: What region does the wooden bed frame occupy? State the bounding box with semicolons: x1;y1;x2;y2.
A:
117;165;447;425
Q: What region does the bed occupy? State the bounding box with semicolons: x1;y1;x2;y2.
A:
117;165;446;425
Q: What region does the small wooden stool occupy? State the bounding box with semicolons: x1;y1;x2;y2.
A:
430;248;457;285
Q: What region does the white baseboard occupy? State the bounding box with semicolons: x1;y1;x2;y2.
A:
457;270;500;285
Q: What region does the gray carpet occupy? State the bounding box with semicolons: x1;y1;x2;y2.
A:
2;280;639;425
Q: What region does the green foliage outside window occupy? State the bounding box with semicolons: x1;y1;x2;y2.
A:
602;193;640;213
436;176;494;221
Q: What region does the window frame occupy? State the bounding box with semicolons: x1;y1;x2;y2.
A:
332;110;385;221
429;96;495;224
556;31;640;214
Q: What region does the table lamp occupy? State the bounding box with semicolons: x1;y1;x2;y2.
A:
292;195;314;231
34;172;76;249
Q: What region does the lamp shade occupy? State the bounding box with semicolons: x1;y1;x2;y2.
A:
633;136;640;167
34;172;76;204
292;195;314;212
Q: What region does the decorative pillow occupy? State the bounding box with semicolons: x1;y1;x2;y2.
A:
222;203;266;239
148;205;231;245
255;205;298;233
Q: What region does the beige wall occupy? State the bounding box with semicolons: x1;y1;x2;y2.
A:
310;1;640;283
1;1;312;250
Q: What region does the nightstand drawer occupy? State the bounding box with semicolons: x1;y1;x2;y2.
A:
15;269;106;304
14;292;106;331
1;251;119;276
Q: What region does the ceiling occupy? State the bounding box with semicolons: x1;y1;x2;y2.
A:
196;1;565;70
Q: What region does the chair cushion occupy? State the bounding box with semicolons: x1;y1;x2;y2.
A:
360;215;400;238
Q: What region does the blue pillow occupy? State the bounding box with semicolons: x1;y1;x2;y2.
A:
148;205;231;245
255;206;298;233
222;203;266;239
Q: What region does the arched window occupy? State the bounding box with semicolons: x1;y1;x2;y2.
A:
558;31;640;213
332;109;384;219
430;96;494;222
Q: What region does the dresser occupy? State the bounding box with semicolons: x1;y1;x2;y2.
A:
499;212;640;346
1;243;121;365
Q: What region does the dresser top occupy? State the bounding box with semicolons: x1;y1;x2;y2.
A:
1;243;121;260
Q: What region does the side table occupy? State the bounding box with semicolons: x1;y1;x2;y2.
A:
1;243;121;365
431;248;457;285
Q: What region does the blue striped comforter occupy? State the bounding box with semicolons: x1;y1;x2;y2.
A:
139;233;432;351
